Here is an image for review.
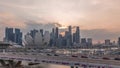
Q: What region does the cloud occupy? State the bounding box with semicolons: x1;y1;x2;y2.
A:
0;12;26;28
0;0;120;41
57;27;120;43
53;23;62;27
21;22;62;34
0;12;27;40
0;20;120;43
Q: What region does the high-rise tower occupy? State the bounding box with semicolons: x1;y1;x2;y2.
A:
68;26;72;46
5;27;22;45
75;26;80;43
15;28;22;45
5;27;14;42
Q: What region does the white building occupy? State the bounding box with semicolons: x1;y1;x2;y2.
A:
24;34;34;46
34;32;43;46
43;31;50;45
25;30;51;48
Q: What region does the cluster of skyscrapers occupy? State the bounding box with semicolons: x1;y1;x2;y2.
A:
24;26;93;48
4;26;92;47
49;26;93;47
105;37;120;46
24;29;50;47
4;26;120;47
81;38;92;46
4;27;22;45
29;29;44;39
49;26;81;47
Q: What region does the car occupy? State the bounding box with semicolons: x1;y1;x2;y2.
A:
28;62;39;66
102;57;110;60
42;60;46;62
47;54;52;56
72;55;78;57
81;56;88;58
54;54;59;56
114;58;120;60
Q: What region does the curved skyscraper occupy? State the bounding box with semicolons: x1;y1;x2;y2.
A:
25;34;34;46
34;32;43;46
44;31;50;45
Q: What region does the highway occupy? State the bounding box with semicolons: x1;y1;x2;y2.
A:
0;52;120;68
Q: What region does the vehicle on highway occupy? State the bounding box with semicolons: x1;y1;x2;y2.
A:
28;62;39;66
72;55;78;58
114;58;120;60
47;53;52;56
54;54;59;56
102;57;110;60
81;56;88;58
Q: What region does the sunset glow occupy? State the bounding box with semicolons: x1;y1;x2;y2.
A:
0;0;120;42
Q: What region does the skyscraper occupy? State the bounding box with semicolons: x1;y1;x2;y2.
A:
49;28;55;47
43;31;50;46
14;28;22;45
87;38;92;46
30;29;38;39
73;33;76;43
65;31;69;47
105;39;111;45
52;28;55;34
57;34;63;47
34;31;43;46
24;33;34;46
81;38;87;45
68;26;72;34
68;26;72;46
40;29;44;37
75;26;80;43
5;27;22;45
55;27;59;39
54;27;59;46
5;27;14;42
118;37;120;46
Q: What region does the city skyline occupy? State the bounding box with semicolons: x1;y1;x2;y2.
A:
3;26;120;45
0;0;120;42
1;25;120;44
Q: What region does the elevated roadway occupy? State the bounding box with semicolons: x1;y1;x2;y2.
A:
0;52;120;68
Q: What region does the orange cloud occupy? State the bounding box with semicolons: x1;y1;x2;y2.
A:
0;12;26;28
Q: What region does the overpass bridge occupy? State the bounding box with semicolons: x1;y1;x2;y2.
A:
0;52;120;68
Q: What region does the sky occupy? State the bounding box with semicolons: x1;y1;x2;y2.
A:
0;0;120;43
